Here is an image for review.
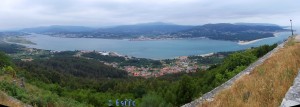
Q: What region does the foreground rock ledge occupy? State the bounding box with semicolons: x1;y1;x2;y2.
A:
281;70;300;107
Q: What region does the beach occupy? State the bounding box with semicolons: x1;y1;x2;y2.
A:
238;32;282;45
238;38;264;45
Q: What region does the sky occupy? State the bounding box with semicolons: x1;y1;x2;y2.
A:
0;0;299;30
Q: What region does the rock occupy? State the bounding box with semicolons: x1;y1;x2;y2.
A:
280;71;300;107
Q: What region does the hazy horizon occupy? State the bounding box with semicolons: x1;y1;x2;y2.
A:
0;0;299;31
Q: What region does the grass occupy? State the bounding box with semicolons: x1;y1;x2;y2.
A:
199;37;300;107
0;91;28;107
0;74;91;107
0;74;29;107
286;36;296;46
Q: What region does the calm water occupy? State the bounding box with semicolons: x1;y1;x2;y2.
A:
23;32;291;59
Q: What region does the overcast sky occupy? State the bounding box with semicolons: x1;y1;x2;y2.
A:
0;0;299;30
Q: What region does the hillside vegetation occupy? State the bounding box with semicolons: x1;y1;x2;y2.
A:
199;36;300;107
19;23;285;41
0;40;278;106
171;23;284;41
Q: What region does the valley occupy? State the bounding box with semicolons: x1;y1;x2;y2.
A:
0;23;295;107
1;0;300;106
0;36;279;106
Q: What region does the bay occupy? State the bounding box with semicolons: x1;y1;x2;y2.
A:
23;32;291;59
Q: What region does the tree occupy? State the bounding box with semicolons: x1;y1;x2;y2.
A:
176;75;195;105
0;52;12;68
3;66;16;78
164;90;176;105
224;51;256;71
214;73;225;84
140;92;171;107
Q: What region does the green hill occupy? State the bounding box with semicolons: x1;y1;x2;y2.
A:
0;42;279;106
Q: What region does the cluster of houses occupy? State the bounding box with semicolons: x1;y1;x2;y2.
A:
19;48;213;78
123;56;210;78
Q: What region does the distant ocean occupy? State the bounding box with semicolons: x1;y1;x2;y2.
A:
22;32;291;59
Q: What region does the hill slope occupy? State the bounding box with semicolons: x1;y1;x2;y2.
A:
198;36;300;107
20;22;194;38
21;25;95;33
171;23;285;41
96;22;194;35
19;23;285;41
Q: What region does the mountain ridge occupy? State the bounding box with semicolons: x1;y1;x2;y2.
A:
20;25;96;33
18;22;287;41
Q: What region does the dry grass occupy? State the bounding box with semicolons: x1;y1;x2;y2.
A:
199;37;300;107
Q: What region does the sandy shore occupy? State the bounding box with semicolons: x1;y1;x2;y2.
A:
238;38;264;45
199;52;214;57
238;32;283;45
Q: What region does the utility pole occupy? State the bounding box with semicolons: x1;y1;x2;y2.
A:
290;19;294;36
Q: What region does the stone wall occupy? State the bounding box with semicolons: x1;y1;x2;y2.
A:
182;40;287;107
280;70;300;107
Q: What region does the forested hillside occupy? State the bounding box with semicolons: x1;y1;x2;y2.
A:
171;23;285;41
18;23;285;41
0;43;278;107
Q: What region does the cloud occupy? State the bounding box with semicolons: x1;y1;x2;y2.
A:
0;0;299;30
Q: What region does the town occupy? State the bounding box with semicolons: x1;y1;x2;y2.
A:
12;47;225;78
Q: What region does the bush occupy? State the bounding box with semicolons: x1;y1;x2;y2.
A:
140;92;171;107
0;52;13;68
0;81;30;103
